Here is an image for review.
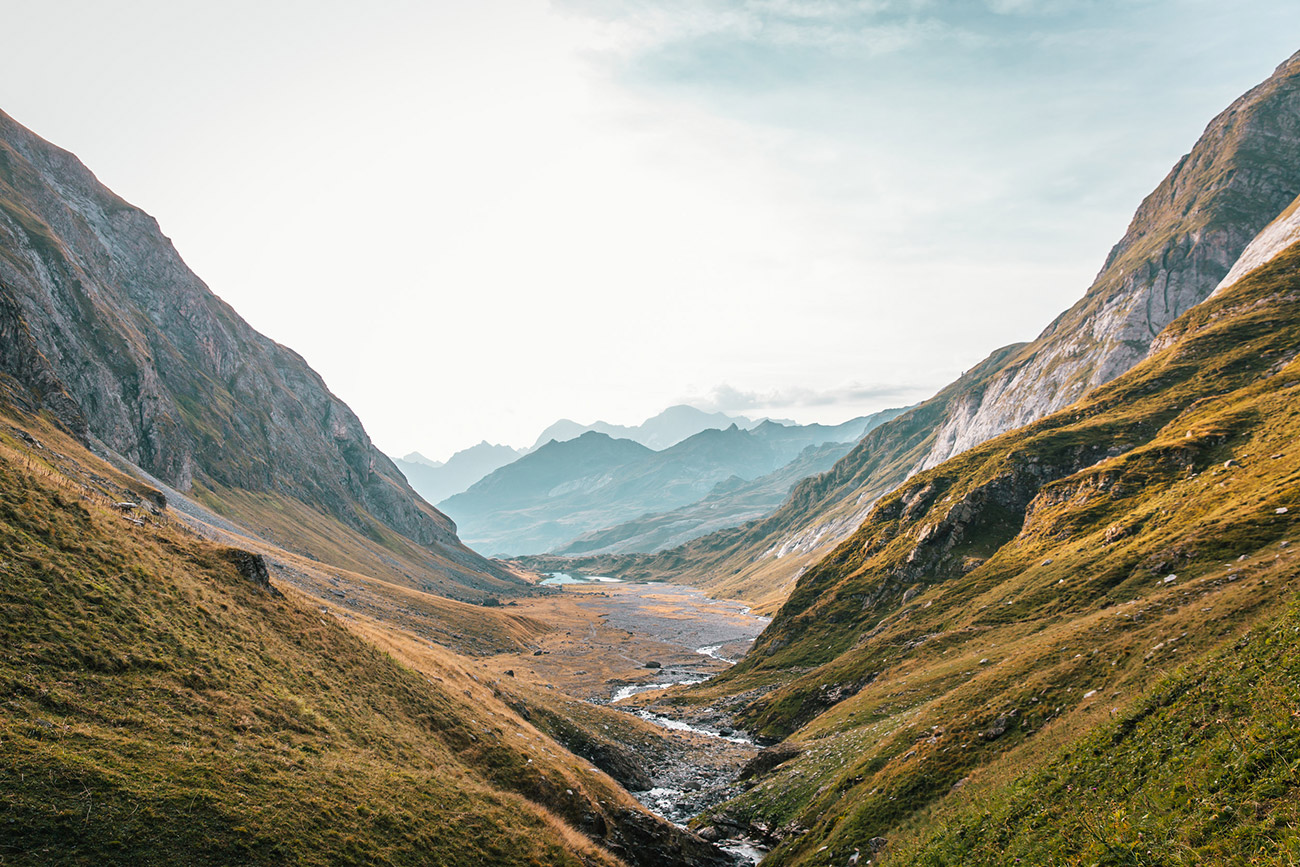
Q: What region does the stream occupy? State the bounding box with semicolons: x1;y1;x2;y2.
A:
607;647;765;863
540;579;772;864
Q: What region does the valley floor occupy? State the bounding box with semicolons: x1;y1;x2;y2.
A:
474;583;775;862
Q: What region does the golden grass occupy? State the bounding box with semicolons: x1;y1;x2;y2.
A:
0;412;641;865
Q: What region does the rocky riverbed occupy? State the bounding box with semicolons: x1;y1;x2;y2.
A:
478;582;773;863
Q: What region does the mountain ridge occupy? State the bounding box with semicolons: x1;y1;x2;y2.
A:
532;404;767;451
393;440;523;506
445;411;902;557
0;107;517;597
530;49;1300;614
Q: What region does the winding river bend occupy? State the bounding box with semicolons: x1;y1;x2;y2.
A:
573;582;771;864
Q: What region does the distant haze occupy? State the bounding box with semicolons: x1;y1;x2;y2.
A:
2;1;1296;459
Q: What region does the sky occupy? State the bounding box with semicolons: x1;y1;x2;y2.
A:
1;1;1297;461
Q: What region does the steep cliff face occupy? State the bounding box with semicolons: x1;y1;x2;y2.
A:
917;49;1300;471
0;109;514;590
1212;190;1300;294
537;51;1300;612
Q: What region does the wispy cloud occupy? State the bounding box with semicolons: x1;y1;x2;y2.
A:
688;381;924;414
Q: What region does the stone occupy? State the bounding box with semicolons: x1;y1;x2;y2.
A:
982;713;1013;740
739;743;804;780
219;548;279;596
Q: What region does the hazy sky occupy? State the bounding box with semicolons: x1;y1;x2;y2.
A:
2;2;1297;460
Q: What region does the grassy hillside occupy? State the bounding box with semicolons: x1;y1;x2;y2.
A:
672;242;1300;863
904;595;1300;864
0;409;722;866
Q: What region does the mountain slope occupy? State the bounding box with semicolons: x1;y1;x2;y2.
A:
905;595;1300;864
0;108;518;597
678;232;1300;864
539;50;1300;614
0;408;728;867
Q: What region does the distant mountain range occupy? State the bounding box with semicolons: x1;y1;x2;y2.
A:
530;404;784;451
393;404;821;509
439;410;905;556
401;451;444;468
394;441;524;506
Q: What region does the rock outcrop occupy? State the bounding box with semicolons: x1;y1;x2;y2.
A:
1213;192;1300;294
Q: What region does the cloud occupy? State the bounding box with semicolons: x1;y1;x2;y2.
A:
688;381;925;414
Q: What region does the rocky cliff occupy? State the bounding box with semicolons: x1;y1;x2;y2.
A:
0;109;516;591
536;51;1300;612
916;49;1300;471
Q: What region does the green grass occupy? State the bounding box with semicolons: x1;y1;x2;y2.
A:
905;597;1300;865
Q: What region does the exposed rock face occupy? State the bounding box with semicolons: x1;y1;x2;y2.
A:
1213;192;1300;294
0;109;512;587
918;49;1300;471
220;547;280;596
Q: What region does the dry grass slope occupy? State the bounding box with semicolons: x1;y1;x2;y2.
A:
0;409;715;866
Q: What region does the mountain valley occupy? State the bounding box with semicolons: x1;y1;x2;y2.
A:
2;42;1300;867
